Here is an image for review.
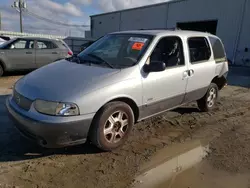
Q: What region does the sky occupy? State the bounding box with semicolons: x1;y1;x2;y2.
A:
0;0;170;37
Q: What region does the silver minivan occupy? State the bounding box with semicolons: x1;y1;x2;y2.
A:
6;30;228;151
0;37;73;76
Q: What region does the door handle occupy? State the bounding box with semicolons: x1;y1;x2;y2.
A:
52;52;58;54
26;52;32;54
183;70;194;79
189;69;195;76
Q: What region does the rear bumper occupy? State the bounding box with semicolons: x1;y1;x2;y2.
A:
6;97;93;148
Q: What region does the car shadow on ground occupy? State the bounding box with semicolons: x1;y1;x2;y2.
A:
0;95;103;163
172;107;200;115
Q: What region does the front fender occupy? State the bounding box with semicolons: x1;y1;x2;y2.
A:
0;58;6;70
75;77;143;115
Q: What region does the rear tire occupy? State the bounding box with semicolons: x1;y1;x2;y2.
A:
0;64;4;77
197;83;219;112
89;102;134;151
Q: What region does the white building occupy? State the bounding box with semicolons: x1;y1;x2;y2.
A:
90;0;250;65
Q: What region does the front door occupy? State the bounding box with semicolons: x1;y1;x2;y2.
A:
35;40;60;68
140;36;188;119
5;39;36;70
184;37;216;102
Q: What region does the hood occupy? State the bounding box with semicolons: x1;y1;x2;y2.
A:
15;60;121;101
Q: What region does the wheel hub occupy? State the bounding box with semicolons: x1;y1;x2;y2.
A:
113;121;122;132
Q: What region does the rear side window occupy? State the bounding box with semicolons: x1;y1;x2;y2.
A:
188;37;211;63
209;37;226;63
37;40;58;49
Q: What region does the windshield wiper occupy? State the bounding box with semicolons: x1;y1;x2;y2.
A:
86;53;114;69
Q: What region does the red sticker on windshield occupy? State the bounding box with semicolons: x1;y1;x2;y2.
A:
132;42;145;50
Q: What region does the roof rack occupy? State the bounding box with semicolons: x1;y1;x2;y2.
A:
138;27;181;31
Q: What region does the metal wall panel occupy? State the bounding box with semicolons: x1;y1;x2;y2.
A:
91;12;121;38
85;30;91;38
167;0;245;60
120;4;168;31
236;0;250;65
63;37;94;54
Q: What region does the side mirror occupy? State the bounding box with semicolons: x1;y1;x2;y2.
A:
143;61;166;73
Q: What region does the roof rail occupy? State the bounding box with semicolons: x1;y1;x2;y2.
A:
138;27;181;31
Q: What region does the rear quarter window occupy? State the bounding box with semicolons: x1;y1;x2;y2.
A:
209;37;226;63
37;40;58;49
188;37;211;64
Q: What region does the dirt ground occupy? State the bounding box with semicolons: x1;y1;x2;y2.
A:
158;86;250;188
208;124;250;174
161;123;250;188
0;68;250;188
160;161;250;188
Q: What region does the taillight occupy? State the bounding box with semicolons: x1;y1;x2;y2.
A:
68;50;73;56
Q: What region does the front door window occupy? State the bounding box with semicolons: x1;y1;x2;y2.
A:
10;39;34;49
151;36;185;68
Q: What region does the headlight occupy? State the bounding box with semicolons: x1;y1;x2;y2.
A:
34;100;79;116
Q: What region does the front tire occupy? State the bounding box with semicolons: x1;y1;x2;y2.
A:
197;83;219;112
89;102;134;151
0;64;3;77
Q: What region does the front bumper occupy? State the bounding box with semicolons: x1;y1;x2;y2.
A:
6;97;94;148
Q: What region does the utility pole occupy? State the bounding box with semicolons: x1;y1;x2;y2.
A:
12;0;27;33
0;12;2;31
19;0;23;33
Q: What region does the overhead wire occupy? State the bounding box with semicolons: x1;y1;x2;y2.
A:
22;8;90;28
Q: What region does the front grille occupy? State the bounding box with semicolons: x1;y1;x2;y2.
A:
13;90;33;111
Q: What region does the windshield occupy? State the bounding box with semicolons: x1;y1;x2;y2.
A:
77;34;153;69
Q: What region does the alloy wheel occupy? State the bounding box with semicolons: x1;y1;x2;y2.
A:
207;88;217;107
103;111;129;143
